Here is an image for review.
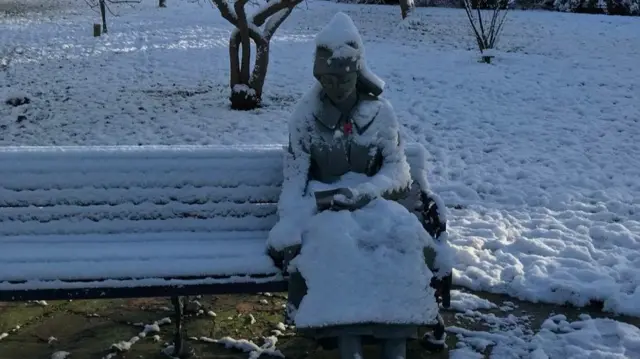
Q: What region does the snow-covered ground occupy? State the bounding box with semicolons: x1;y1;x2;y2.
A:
448;290;640;359
1;0;639;354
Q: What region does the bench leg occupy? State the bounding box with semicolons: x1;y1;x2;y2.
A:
170;296;194;358
421;313;447;352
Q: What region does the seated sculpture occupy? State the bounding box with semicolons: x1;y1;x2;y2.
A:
267;12;451;359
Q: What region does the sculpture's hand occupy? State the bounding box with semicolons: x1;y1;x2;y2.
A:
331;188;355;209
331;188;371;211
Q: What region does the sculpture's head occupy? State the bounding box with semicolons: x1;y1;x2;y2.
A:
313;44;360;104
313;12;385;102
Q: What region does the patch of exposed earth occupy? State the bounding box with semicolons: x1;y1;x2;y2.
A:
0;290;638;359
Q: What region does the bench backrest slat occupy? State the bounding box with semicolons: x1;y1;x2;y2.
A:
0;144;426;237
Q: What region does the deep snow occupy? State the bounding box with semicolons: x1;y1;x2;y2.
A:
1;0;639;349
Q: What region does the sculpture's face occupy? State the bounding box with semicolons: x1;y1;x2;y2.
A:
318;72;358;104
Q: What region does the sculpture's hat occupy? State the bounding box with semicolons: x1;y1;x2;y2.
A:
313;12;385;96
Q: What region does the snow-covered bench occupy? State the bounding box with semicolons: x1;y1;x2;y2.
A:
0;143;433;356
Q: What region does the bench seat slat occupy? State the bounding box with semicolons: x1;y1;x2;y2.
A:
0;235;268;264
0;185;281;207
0;275;286;294
0;254;278;283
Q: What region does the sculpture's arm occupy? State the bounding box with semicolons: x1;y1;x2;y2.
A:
277;136;312;219
266;120;315;255
350;100;412;201
267;136;312;271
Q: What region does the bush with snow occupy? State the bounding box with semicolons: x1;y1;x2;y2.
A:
553;0;639;14
330;0;639;14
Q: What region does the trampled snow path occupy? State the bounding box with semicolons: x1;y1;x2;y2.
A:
1;0;639;316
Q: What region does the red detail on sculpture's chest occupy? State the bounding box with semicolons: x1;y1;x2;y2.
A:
343;122;353;135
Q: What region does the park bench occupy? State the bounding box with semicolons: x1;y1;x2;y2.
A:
0;143;434;357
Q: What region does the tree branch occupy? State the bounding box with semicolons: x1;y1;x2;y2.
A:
83;0;102;14
248;42;269;96
263;7;294;41
251;0;301;27
251;0;287;26
210;0;239;26
463;0;485;51
475;6;486;47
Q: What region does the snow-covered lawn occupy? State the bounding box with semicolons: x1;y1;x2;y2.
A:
1;0;639;356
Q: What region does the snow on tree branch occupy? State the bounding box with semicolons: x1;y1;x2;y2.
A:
251;0;298;27
211;0;239;26
213;0;302;39
263;7;293;40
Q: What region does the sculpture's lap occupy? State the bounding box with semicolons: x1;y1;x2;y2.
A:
283;197;440;330
289;273;419;341
286;199;438;332
286;250;436;332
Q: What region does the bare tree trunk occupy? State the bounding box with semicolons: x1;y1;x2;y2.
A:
234;0;251;84
212;0;302;110
229;31;241;90
99;0;108;33
250;42;270;100
159;0;166;7
400;0;414;19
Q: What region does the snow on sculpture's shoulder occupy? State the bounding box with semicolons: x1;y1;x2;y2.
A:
288;84;322;130
287;83;322;149
353;97;399;142
351;96;383;130
373;97;399;130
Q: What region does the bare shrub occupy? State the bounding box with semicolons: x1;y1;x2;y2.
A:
462;0;509;63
